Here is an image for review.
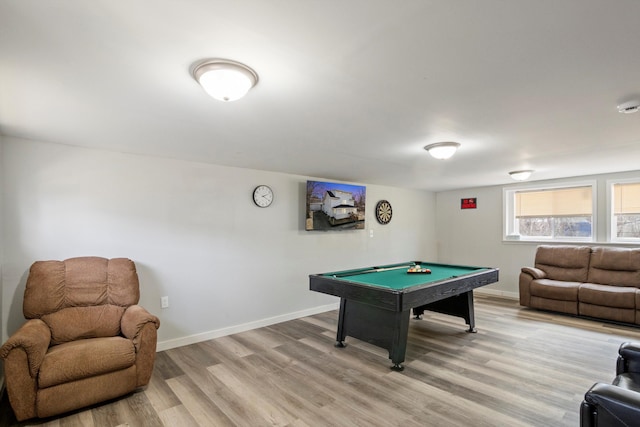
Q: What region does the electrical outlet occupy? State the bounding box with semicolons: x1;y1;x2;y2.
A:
161;296;169;309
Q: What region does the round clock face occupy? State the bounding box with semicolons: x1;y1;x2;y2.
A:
253;185;274;208
375;200;392;224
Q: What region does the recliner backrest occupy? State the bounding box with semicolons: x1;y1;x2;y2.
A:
23;257;140;345
587;247;640;287
535;245;592;282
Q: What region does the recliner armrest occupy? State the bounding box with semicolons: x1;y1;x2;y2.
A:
521;267;547;279
121;305;160;346
583;382;640;427
617;342;640;375
121;305;160;354
0;319;51;377
121;305;160;388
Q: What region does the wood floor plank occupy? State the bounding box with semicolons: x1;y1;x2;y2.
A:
206;363;294;426
58;410;91;427
152;349;186;380
143;369;182;414
164;374;235;426
121;390;164;427
3;295;640;426
157;404;199;427
201;335;254;360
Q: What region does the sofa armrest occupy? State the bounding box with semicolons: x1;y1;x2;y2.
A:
521;267;547;279
519;267;546;307
583;382;640;426
0;319;51;377
617;342;640;375
121;305;160;387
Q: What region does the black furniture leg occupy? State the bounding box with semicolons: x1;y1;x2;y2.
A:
335;298;411;370
389;310;410;371
335;298;347;347
413;291;477;332
464;291;477;333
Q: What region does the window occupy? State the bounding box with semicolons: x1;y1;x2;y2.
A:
505;183;595;241
610;180;640;241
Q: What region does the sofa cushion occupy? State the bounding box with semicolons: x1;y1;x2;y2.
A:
38;337;135;388
587;247;640;287
530;279;581;301
535;245;591;282
579;283;637;309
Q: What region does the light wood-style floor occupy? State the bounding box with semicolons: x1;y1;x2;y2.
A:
3;295;640;427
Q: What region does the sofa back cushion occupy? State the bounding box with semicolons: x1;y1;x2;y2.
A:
587;247;640;287
23;257;140;344
535;245;592;282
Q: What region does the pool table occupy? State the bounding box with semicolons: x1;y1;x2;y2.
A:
309;261;499;370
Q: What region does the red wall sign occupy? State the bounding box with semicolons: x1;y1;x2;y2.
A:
461;198;477;209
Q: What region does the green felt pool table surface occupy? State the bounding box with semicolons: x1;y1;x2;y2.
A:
309;261;499;370
321;262;489;291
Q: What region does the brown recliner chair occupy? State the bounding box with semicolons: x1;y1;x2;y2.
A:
0;257;160;421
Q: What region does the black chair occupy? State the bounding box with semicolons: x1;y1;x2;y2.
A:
581;342;640;427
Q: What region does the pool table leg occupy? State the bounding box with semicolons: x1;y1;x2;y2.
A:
389;310;410;371
334;298;410;370
335;298;348;347
464;291;477;333
413;291;478;333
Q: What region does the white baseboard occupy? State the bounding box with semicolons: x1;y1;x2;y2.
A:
156;290;519;352
156;302;339;352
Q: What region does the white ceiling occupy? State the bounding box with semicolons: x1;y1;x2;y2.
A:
1;0;639;191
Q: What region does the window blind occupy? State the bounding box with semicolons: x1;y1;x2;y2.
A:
515;186;592;218
613;182;640;215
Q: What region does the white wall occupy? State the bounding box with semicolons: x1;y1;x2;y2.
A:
436;170;640;298
1;136;437;349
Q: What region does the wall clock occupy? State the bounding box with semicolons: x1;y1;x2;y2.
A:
375;200;392;224
253;185;274;208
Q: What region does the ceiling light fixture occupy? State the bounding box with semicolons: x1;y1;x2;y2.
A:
617;100;640;114
423;142;460;160
509;170;534;181
193;59;258;102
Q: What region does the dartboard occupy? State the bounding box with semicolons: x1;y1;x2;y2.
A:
375;200;392;224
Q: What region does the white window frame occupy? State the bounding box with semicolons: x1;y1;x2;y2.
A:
607;177;640;243
503;180;597;242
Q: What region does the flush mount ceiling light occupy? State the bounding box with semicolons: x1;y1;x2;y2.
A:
617;100;640;114
509;170;534;181
423;142;460;160
192;59;258;102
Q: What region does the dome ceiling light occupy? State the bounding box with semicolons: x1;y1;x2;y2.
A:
423;142;460;160
509;170;534;181
193;59;258;102
617;100;640;114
